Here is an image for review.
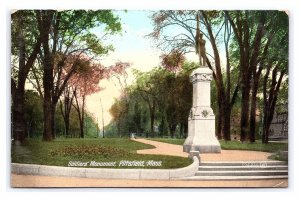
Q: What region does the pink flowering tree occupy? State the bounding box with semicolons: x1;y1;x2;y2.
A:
64;55;129;138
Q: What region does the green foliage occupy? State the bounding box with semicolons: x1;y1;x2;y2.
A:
57;10;121;56
84;114;99;138
22;89;99;139
108;63;195;138
24;90;43;138
11;10;39;56
79;32;114;55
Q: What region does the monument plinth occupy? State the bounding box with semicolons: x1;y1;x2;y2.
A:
183;67;221;153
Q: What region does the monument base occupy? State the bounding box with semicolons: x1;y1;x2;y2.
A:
183;142;221;153
183;106;221;153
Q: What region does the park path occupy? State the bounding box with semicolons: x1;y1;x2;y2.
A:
132;138;273;161
132;138;188;158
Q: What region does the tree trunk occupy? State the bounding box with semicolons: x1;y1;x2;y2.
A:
74;93;85;138
13;28;27;143
216;95;223;139
150;111;154;137
169;123;177;138
12;88;26;144
65;115;70;136
12;12;41;144
149;102;155;137
203;12;231;141
249;76;261;143
79;116;84;138
262;67;286;144
51;102;57;138
159;113;165;137
223;16;232;142
262;63;271;144
80;96;85;138
60;88;74;137
38;10;55;141
42;52;54;141
223;105;231;141
43;94;53;141
262;105;270;144
60;100;70;137
12;18;27;144
183;121;188;138
249;90;258;142
74;104;84;138
240;84;250;142
179;123;184;138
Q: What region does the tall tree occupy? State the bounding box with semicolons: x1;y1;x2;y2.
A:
148;10;239;140
68;56;128;138
59;85;74;137
136;84;157;137
36;10;56;141
261;12;288;143
11;10;41;144
225;11;268;142
226;11;288;142
201;11;240;141
33;10;121;141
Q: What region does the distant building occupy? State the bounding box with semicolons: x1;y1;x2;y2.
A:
269;103;288;140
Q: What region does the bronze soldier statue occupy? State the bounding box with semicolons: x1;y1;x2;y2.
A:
195;12;206;67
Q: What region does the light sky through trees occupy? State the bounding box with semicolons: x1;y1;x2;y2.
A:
86;11;161;125
86;10;201;125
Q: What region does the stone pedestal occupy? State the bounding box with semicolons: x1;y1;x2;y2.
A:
183;67;221;153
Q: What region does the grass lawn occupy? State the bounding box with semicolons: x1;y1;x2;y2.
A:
11;138;192;169
148;138;288;153
219;140;288;153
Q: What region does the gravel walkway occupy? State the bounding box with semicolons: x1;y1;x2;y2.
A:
132;138;273;161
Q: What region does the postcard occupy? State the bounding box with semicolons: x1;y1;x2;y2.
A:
10;9;288;188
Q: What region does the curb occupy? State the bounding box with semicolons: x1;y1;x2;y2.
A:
11;156;199;180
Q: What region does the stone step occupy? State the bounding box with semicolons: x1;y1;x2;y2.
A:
195;170;288;176
179;175;288;181
200;161;287;166
198;165;288;171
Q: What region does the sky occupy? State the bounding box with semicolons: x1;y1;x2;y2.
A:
86;11;163;126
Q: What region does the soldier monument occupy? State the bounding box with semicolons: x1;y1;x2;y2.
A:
183;13;221;153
